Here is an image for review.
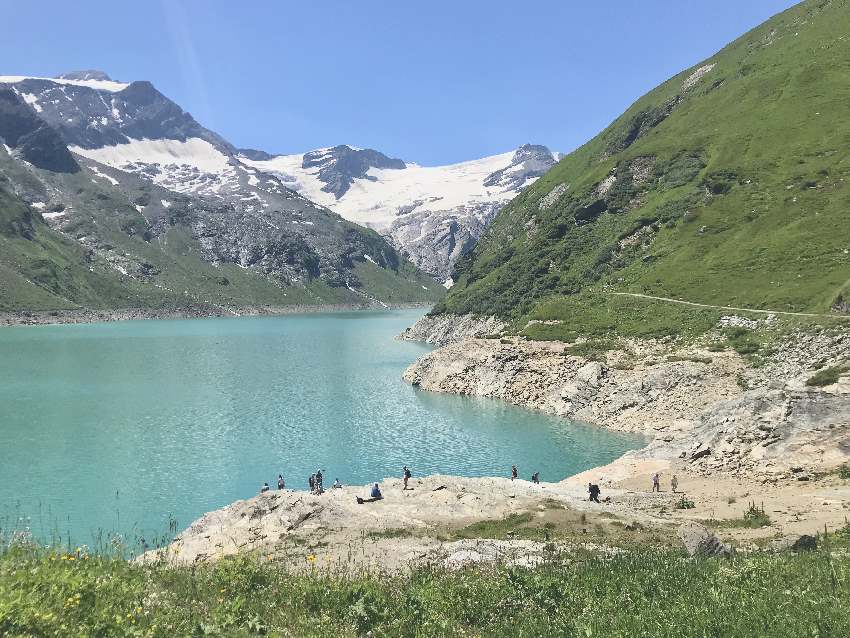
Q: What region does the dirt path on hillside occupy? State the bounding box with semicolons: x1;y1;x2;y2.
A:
609;292;848;319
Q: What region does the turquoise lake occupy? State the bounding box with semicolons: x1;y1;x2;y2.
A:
0;309;643;547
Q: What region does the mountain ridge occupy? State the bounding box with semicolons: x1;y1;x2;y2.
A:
241;142;561;281
0;83;443;313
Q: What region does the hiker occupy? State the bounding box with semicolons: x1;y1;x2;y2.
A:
511;465;518;481
671;475;679;493
261;482;270;493
333;478;343;489
315;469;324;493
308;473;315;492
588;482;601;503
531;472;540;484
356;482;383;504
402;465;412;490
652;472;661;492
277;474;285;490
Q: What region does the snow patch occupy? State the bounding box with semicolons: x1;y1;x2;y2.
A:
683;63;716;90
70;137;230;174
20;92;43;112
89;165;120;186
363;254;377;264
30;202;46;210
41;211;66;220
0;75;130;92
161;199;171;208
443;278;454;289
241;150;519;231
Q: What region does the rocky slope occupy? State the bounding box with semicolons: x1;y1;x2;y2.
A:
397;312;505;346
0;74;443;312
403;325;850;481
240;144;561;282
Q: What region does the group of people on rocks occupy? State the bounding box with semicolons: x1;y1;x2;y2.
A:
510;465;541;484
259;464;682;506
259;465;412;502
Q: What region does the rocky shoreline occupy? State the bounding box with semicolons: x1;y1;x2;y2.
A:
0;302;432;328
401;313;850;482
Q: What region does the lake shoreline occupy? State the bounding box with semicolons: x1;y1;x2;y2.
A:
0;302;434;328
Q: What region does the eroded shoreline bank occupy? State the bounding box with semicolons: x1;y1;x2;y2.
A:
0;302;433;328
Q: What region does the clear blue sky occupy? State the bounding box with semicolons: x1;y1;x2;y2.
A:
2;0;798;164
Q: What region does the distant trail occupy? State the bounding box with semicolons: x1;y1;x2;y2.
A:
609;292;849;320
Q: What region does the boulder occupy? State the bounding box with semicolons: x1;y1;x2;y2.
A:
678;523;734;558
772;534;818;552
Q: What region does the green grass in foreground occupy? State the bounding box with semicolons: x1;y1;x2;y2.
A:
2;544;850;637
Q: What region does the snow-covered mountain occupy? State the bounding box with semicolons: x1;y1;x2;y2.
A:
239;144;561;283
0;72;442;306
0;70;559;286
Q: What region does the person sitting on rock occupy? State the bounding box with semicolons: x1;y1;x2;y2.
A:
588;483;601;503
532;472;540;484
511;465;518;481
333;478;342;489
371;482;383;499
277;474;285;490
261;482;270;494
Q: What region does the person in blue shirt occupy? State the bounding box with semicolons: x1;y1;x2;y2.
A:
370;483;383;499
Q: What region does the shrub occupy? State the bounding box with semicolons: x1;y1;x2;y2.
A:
674;496;695;509
806;365;849;387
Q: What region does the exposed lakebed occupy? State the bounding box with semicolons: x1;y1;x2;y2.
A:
0;309;643;545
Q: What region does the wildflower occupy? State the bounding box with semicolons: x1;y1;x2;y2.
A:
306;554;317;563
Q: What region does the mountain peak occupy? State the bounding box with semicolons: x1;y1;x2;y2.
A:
56;70;114;82
302;145;406;199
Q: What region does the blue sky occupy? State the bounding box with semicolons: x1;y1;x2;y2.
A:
3;1;797;165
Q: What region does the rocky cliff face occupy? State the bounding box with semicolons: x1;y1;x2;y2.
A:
398;312;506;345
0;89;79;173
240;144;561;282
403;326;850;480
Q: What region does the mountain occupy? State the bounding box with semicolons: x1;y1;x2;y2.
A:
0;73;443;314
239;143;561;283
433;0;850;338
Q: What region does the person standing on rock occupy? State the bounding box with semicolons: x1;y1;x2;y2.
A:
652;472;661;492
588;483;601;503
277;474;285;490
402;465;412;490
315;469;324;494
671;475;679;493
531;472;540;484
511;465;518;481
308;473;315;493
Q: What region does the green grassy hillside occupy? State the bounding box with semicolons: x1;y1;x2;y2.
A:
437;0;850;339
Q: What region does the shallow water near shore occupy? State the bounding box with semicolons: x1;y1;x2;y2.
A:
0;308;644;547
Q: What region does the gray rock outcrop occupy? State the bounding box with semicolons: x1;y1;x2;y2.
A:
678;523;734;557
398;313;506;346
